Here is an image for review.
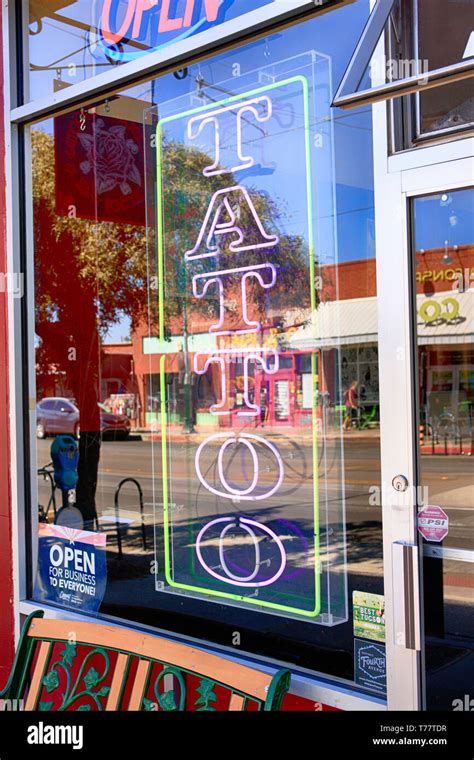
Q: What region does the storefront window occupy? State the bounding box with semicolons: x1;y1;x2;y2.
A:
31;0;386;688
413;188;474;709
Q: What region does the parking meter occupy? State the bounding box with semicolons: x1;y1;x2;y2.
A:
51;435;79;509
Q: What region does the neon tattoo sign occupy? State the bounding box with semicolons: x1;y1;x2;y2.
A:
157;77;320;616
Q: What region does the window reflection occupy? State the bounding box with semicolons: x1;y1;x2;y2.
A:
32;2;386;685
415;0;474;134
414;188;474;710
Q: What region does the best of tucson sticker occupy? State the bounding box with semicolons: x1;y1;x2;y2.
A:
34;525;107;614
353;591;385;643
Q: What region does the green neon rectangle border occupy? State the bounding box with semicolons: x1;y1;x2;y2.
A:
156;75;320;618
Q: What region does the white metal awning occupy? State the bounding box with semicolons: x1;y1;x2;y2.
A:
289;290;473;350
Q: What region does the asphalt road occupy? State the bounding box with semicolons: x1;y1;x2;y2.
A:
36;434;473;552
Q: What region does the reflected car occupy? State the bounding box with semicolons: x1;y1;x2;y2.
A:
36;397;131;440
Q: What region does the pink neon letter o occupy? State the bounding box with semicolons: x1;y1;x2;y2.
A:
101;0;136;45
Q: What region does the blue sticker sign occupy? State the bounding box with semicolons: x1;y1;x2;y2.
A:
34;525;107;614
354;639;387;696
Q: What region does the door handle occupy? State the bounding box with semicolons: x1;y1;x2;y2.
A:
392;541;421;651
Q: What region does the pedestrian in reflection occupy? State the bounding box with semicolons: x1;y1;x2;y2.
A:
343;380;358;430
260;386;268;427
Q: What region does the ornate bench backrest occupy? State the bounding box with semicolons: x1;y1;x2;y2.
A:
2;612;290;712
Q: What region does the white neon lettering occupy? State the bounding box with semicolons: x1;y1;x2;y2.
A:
185;186;279;261
181;94;293;592
194;433;284;501
192;263;277;335
217;437;259;496
187;97;272;176
193;354;228;415
219;522;261;582
195;516;287;587
240;352;279;417
194;348;278;416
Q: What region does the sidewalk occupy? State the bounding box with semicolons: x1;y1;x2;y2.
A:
132;426;381;445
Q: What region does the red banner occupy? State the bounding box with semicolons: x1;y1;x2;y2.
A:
54;110;146;226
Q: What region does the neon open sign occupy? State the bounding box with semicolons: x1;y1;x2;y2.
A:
156;77;320;617
96;0;273;62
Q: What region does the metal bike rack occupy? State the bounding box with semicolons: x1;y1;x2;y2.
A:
114;478;147;559
37;462;57;522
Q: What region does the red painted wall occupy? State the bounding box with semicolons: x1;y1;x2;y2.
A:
0;10;15;688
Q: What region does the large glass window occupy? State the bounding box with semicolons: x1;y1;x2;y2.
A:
31;0;385;689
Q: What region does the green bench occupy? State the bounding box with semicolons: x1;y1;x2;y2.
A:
0;610;291;711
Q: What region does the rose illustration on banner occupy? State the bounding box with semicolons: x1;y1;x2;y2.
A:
54;111;146;226
78;119;141;197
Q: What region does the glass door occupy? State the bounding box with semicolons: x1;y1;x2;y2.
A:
411;188;474;711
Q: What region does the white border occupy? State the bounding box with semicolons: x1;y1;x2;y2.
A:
3;0;384;713
4;0;472;713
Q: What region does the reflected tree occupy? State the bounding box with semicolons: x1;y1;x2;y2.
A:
33;123;311;527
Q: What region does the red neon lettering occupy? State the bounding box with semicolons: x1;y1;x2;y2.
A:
183;0;219;26
101;0;136;44
132;0;156;38
183;0;194;26
158;0;184;32
203;0;220;23
101;0;221;44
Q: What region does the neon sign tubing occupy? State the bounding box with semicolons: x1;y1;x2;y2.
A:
185;185;279;260
187;97;272;177
195;516;287;587
192;262;277;335
194;432;284;501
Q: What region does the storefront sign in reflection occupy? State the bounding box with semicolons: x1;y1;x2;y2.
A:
156;77;321;617
419;296;460;323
